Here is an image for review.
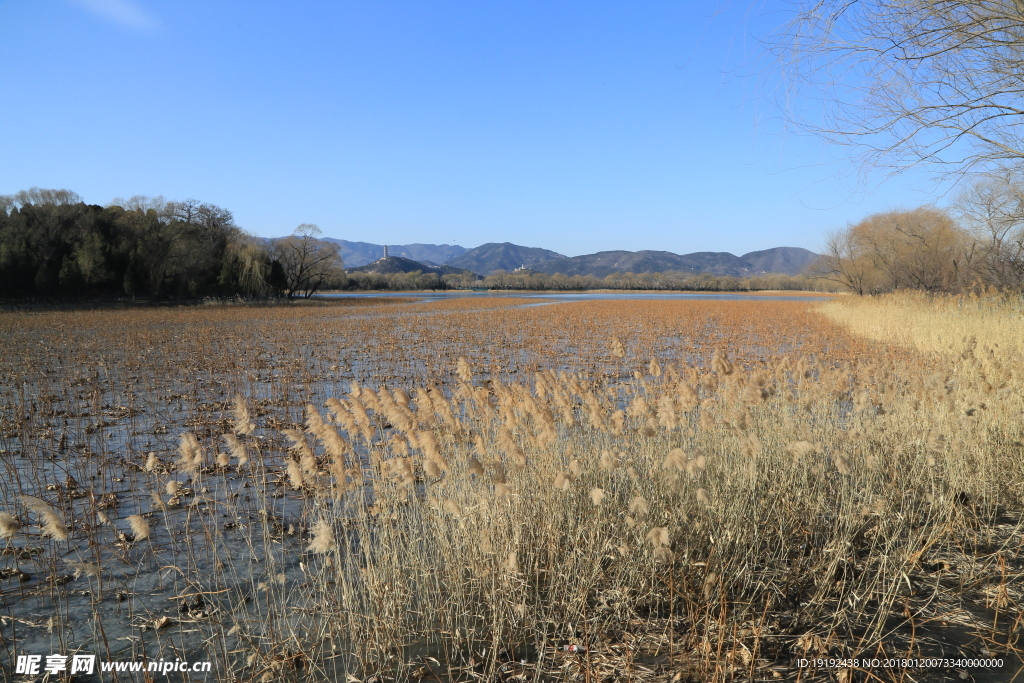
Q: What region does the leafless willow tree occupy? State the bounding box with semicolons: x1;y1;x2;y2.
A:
808;229;877;294
271;224;345;298
768;0;1024;178
809;206;970;293
953;172;1024;288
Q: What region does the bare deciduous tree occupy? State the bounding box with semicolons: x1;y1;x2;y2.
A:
809;206;969;293
954;173;1024;288
808;229;877;295
767;0;1024;178
271;224;344;298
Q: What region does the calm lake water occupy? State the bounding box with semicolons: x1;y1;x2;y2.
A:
322;290;835;303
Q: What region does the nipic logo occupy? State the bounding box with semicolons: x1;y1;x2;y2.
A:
15;654;95;675
14;653;211;676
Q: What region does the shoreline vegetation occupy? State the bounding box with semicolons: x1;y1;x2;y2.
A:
0;187;847;304
339;271;840;293
6;186;1023;302
2;293;1023;681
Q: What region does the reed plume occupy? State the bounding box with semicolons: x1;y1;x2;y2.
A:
646;526;669;548
282;428;318;479
232;394;256;435
656;394;678;429
785;441;817;459
599;449;619;470
387;457;415;487
307;519;335;553
678;381;699;411
711;348;734;375
662;448;686;472
177;432;204;476
127;514;151;540
222;432;249;467
66;558;101;579
287;459;305;489
503;551;520;574
604;409;622;434
19;495;68;541
442;499;461;518
456;356;473;383
628;496;649;517
498;428;528;468
423;458;442;480
415;429;450;472
0;512;21;539
926;430;947;453
741;382;768;405
627;394;650;420
305;403;327;434
685;453;707;478
832;452;853;476
610;336;626;358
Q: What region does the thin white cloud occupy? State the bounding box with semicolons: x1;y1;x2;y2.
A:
69;0;158;31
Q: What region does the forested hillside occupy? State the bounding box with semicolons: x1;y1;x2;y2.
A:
0;189;344;300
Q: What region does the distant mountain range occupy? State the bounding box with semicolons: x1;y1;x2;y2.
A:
741;247;821;275
446;242;567;274
347;256;474;277
527;247;819;278
299;236;819;277
321;239;467;268
530;250;749;278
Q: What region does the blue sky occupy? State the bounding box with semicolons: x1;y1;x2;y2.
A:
0;1;949;256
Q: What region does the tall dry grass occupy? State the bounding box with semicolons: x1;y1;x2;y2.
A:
1;295;1022;682
816;290;1024;360
261;343;1020;680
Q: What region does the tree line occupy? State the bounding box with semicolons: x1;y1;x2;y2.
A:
6;183;1022;300
810;175;1024;294
344;269;836;292
0;190;345;300
0;188;836;300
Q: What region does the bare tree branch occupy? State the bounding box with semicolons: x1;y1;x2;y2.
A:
767;0;1024;179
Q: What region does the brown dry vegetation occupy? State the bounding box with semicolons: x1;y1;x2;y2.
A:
1;294;1023;682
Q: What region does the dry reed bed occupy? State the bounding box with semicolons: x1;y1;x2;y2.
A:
1;296;1021;682
816;290;1024;359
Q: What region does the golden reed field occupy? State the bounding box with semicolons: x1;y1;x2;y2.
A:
1;293;1023;682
